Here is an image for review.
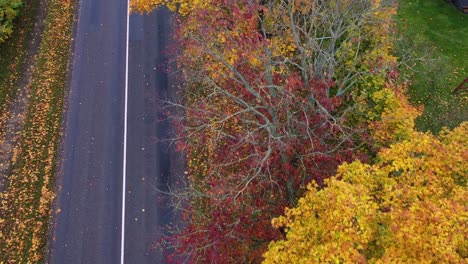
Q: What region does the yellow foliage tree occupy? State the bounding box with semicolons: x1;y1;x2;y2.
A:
130;0;208;15
367;84;421;147
263;122;468;263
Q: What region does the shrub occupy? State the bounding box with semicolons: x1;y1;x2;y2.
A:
0;0;22;43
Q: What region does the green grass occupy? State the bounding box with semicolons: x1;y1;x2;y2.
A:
397;0;468;132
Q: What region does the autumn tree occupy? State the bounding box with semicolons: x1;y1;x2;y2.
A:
0;0;22;43
131;0;206;15
131;0;413;262
263;122;468;263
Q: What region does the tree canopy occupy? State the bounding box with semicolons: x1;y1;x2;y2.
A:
128;0;465;263
264;122;468;263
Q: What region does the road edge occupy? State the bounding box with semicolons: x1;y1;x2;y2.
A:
45;0;80;261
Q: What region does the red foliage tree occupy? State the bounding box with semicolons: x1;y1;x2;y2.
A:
157;0;397;262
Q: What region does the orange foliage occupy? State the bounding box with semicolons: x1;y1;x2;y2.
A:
264;122;468;263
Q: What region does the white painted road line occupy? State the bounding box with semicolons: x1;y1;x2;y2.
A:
121;0;130;263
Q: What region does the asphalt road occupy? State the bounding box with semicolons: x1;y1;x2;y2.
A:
125;7;180;263
48;0;179;263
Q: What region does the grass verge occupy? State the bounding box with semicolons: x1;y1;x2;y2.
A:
397;0;468;132
0;0;41;123
0;0;75;262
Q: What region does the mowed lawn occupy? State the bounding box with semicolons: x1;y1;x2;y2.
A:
397;0;468;132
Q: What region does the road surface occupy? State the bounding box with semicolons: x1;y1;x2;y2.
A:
48;0;179;262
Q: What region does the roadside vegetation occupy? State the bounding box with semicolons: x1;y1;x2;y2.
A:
0;0;22;43
0;0;39;125
132;0;467;263
0;0;464;263
397;0;468;132
0;0;75;262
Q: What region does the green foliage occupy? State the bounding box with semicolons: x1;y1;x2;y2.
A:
0;0;22;43
264;122;468;263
